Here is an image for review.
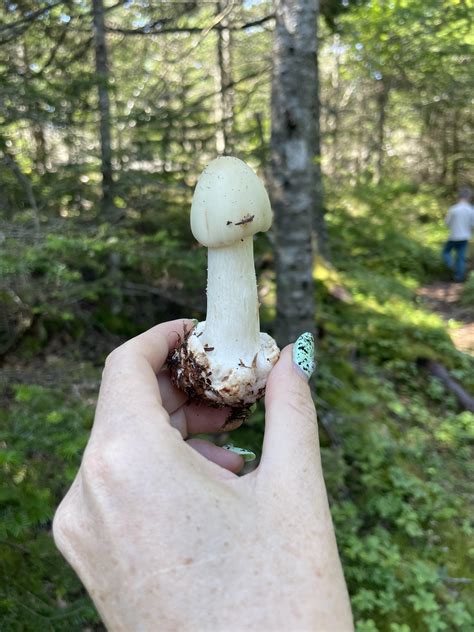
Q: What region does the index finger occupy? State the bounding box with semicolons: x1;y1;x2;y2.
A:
94;319;193;432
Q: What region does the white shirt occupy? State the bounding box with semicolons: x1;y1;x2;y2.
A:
445;201;474;241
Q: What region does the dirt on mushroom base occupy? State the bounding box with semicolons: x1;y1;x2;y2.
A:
417;282;474;356
167;324;264;426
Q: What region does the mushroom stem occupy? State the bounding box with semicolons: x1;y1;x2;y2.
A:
202;236;260;364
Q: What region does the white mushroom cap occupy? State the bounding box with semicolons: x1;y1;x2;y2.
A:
190;156;272;248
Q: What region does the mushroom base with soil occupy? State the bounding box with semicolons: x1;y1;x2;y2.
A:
167;322;279;420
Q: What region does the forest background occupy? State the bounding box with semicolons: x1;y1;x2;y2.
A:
1;1;474;630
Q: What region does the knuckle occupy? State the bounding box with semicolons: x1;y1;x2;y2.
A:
52;496;77;554
80;453;101;485
104;345;128;372
81;441;127;487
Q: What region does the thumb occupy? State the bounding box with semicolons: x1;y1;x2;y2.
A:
260;333;320;482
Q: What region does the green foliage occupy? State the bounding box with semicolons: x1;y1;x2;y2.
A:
315;348;473;632
326;0;474;186
1;0;474;628
0;383;99;630
319;187;474;631
0;217;205;352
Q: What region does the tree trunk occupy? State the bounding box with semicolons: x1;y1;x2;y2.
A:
254;111;266;166
330;41;341;180
312;45;329;258
214;1;235;155
269;0;322;346
92;0;115;216
32;117;48;175
374;79;389;183
451;109;460;192
436;112;449;186
20;44;48;175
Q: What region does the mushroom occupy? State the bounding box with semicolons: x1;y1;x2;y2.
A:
168;156;280;414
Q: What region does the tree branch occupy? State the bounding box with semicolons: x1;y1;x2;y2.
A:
36;25;68;74
105;14;274;36
0;1;65;33
423;360;474;412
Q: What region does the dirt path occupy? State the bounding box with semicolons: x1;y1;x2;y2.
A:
417;282;474;356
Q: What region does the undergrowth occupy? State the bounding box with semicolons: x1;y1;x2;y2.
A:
1;181;473;631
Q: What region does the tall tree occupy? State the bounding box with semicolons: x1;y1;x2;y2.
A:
214;0;235;155
92;0;115;216
269;0;322;345
374;78;389;183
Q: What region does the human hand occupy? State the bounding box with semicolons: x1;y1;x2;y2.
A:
53;319;353;631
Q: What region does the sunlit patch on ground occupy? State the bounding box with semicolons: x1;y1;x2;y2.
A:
417;283;474;356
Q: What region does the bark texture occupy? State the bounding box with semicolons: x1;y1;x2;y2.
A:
92;0;114;216
269;0;321;345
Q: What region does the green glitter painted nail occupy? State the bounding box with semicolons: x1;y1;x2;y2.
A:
293;332;316;380
222;444;256;462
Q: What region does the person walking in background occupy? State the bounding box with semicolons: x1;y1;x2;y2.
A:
442;187;474;282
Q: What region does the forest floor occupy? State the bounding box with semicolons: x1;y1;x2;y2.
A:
417;282;474;356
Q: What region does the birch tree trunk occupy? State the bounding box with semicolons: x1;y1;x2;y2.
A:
269;0;322;345
92;0;115;216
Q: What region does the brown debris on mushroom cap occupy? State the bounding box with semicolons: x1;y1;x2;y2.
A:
234;214;255;226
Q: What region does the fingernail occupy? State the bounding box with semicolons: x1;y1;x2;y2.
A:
293;332;316;380
222;444;256;462
191;318;199;327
